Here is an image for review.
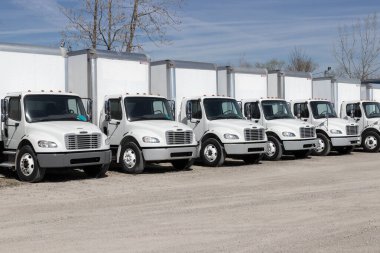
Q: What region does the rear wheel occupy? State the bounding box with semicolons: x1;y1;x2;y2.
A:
243;154;263;164
16;145;45;183
293;150;312;159
120;142;144;173
200;138;225;167
336;146;354;155
362;131;380;152
312;133;331;156
171;159;194;170
83;164;109;178
264;136;283;161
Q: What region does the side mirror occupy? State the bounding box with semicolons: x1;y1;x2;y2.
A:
104;100;111;121
246;103;252;120
168;100;175;119
186;101;192;120
1;99;8;122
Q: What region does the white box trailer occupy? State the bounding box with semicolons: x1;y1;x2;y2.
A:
67;49;150;123
267;70;312;100
312;77;361;116
217;66;268;100
361;79;380;101
150;60;217;118
0;43;67;99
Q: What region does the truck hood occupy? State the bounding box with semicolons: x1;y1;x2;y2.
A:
209;119;263;132
313;118;357;130
266;119;312;130
128;120;193;132
27;121;102;135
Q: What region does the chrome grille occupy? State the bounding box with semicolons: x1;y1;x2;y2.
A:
300;127;315;138
65;133;101;150
166;130;193;145
346;125;359;135
244;128;265;141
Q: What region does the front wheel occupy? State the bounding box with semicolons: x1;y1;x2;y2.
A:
171;159;194;170
16;145;45;183
120;142;144;173
312;133;331;156
200;138;225;167
362;131;380;152
264;136;283;161
83;164;109;178
243;154;263;164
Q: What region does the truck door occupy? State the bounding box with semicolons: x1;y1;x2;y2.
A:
3;96;22;150
105;98;124;145
346;103;364;131
187;99;204;141
244;102;263;125
293;103;309;122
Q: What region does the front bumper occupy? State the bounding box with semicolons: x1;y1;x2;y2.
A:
331;136;361;147
142;145;198;161
37;150;112;168
283;139;318;151
224;141;268;155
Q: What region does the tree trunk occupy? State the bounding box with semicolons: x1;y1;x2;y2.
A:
92;0;99;49
126;0;139;52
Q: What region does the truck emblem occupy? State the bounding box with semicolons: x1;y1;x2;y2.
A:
80;131;88;134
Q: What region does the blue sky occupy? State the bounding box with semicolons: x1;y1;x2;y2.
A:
0;0;379;73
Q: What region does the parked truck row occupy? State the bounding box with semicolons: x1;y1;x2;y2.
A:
0;42;379;183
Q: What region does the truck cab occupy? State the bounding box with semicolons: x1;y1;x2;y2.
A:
291;99;361;155
99;94;198;173
341;100;380;152
241;98;318;160
178;96;268;166
0;91;111;182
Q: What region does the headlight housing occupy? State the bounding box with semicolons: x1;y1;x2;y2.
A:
224;133;239;139
330;129;342;134
282;132;296;137
142;136;160;143
38;140;57;148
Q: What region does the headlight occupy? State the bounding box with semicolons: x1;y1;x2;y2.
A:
142;136;160;143
38;140;57;148
282;132;296;137
224;133;239;139
330;129;342;134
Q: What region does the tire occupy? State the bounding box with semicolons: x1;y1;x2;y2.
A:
119;142;144;173
293;150;312;159
362;131;380;153
171;159;194;170
336;146;354;155
243;154;263;164
200;138;225;167
83;163;109;178
264;136;283;161
312;133;331;156
16;145;45;183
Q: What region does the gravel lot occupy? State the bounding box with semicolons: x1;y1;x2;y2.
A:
0;151;379;252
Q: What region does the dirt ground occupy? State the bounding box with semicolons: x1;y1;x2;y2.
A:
0;151;379;253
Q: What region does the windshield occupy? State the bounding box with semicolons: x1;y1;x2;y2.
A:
363;102;380;118
203;98;244;120
310;101;337;119
124;97;173;121
261;100;294;120
24;95;88;123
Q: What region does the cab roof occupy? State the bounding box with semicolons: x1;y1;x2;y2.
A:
241;98;287;103
105;93;165;99
6;90;78;97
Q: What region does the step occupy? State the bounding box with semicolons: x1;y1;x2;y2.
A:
3;150;16;155
0;162;15;168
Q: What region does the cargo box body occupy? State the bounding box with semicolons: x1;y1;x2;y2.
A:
361;80;380;101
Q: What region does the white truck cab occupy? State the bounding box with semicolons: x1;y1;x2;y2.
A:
340;100;380;152
99;94;198;173
178;96;268;166
0;91;111;182
291;99;361;155
241;98;318;160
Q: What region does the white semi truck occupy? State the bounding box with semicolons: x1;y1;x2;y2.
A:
290;99;361;155
217;67;317;160
151;60;268;166
68;51;197;173
340;100;380;152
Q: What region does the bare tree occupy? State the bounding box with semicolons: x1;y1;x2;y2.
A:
334;13;380;80
286;47;318;72
61;0;184;52
255;59;286;71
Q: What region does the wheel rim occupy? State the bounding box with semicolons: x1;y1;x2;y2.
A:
204;144;218;162
266;141;276;157
365;136;377;150
315;138;325;153
123;148;137;168
19;153;34;176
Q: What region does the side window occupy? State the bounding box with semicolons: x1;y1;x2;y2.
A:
294;103;309;118
109;99;122;120
191;100;202;119
8;97;21;121
346;103;361;118
244;102;260;119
